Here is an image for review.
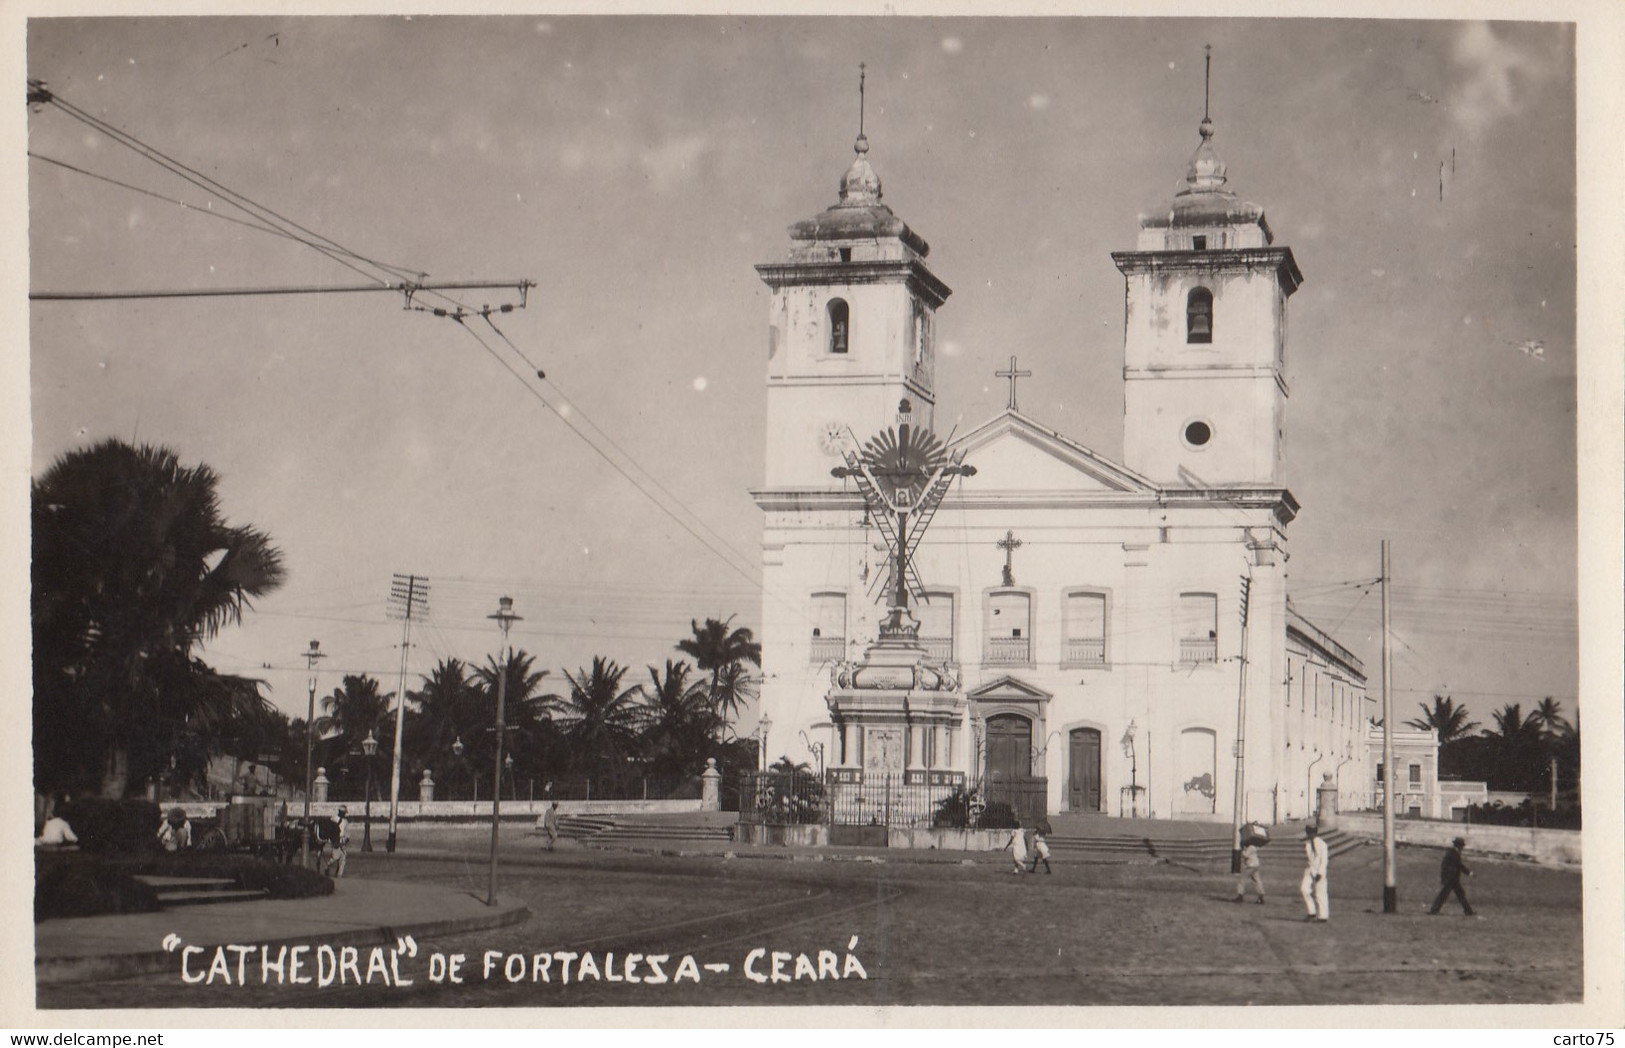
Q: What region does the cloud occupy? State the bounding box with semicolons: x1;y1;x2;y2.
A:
640;133;710;192
1449;23;1553;137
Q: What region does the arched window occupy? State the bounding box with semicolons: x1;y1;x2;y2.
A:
827;299;850;354
1186;287;1213;344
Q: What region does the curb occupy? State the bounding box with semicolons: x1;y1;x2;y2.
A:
36;902;532;986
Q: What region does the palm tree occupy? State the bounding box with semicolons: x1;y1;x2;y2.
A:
405;657;483;792
315;674;394;799
1482;702;1547;793
1531;696;1571;739
676;616;762;735
642;659;719;777
1405;695;1480;745
472;649;554;799
549;657;647;782
1487;702;1542;744
32;439;285;797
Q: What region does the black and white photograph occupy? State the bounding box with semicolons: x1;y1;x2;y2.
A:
12;2;1623;1028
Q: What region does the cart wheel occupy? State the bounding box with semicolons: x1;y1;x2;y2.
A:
196;827;228;852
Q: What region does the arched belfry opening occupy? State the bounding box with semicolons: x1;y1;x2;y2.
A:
827;298;850;354
1186;287;1213;344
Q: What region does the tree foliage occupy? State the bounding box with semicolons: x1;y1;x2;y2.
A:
676;616;761;732
32;439;284;797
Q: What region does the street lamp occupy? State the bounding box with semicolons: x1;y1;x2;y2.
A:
451;735;466;801
486;596;522;907
300;640;325;869
758;714;773;772
361;730;379;852
1120;719;1139;818
504;752;514;801
799;731;825;778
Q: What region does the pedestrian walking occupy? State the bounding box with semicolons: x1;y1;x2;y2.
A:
1299;823;1329;921
157;808;192;852
1028;817;1053;874
324;806;350;878
542;800;561;851
1006;819;1028;874
1427;836;1477;916
1235;841;1266;904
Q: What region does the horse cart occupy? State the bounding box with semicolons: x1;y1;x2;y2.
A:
193;796;304;864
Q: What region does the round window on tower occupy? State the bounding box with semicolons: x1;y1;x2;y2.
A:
1183;419;1213;449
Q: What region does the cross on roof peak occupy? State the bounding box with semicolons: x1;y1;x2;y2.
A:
995;355;1032;412
996;529;1023;587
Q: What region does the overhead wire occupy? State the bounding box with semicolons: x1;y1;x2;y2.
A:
440;315;769;596
33;88;486;318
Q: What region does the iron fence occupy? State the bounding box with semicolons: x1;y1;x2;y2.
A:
738;770;828;826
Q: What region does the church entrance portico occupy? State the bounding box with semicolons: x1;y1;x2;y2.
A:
967;676;1050;823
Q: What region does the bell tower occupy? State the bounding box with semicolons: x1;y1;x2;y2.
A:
756;82;950;491
1111;54;1302;487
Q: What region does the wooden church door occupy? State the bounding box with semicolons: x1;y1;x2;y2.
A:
984;713;1032;783
1068;728;1101;811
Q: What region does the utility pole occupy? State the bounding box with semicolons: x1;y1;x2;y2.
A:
1230;573;1252;874
1381;540;1397;913
386;574;429;853
486;597;522;907
300;639;325;870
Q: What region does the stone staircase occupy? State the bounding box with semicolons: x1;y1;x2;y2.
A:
133;875;268;908
588;824;734;845
1046;828;1363;866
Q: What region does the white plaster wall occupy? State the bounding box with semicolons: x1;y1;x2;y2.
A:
1121;265;1286;485
763;278;937;490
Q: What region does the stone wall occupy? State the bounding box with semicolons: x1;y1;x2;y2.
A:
174;798;704;822
1337;812;1580;867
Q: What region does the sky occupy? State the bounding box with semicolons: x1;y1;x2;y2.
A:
18;14;1604;739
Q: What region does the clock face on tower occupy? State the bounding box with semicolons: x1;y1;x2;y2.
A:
817;421;848;456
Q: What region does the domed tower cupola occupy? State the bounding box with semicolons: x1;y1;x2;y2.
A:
1111;47;1303;488
840;133;883;204
756;66;951;491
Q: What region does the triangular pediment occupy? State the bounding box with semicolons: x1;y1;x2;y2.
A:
967;675;1053;704
950;411;1158;495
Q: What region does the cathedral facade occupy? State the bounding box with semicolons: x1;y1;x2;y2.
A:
751;102;1370;824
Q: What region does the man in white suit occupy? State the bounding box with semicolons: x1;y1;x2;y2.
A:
1300;823;1330;922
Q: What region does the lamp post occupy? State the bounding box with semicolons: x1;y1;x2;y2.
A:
758;714;773;772
361;730;378;852
486;596;521;907
300;640;325;869
452;735;466;800
799;731;825;778
1120;719;1139;818
504;752;514;801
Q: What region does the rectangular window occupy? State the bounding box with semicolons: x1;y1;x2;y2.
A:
809;592;845;662
1408;763;1422;786
984;591;1032;665
1064;590;1107;666
1192;235;1207;250
1177;592;1218;664
918;592;955;662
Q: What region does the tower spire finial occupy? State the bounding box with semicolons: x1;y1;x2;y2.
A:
857;63;867;151
1203;44;1212;122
